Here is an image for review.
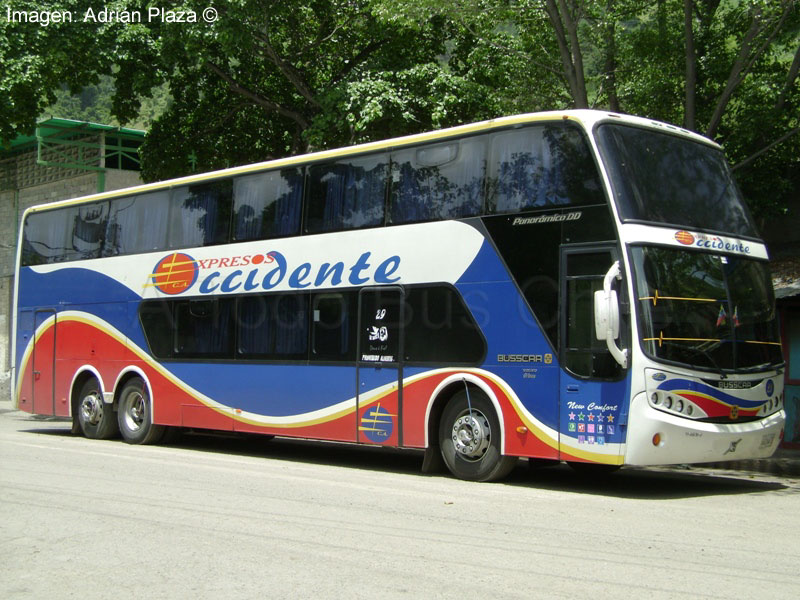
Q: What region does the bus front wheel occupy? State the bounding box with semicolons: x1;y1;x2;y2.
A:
77;378;118;439
117;378;165;445
438;389;517;482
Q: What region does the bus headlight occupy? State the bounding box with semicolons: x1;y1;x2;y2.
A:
647;390;704;418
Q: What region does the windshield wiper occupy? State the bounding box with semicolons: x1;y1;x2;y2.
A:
650;338;731;379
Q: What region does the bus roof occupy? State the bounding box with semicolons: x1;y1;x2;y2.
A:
21;109;716;215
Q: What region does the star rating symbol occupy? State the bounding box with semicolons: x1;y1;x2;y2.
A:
588;413;595;422
597;414;605;422
607;414;615;423
578;412;585;421
568;412;576;421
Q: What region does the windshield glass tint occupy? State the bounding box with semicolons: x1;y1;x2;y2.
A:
597;124;756;237
631;246;781;371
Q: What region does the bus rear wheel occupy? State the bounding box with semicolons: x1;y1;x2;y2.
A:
117;377;164;445
438;389;517;482
77;379;118;439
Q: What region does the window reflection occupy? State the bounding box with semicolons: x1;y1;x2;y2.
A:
168;181;233;249
390;137;485;223
22;202;110;264
306;156;387;233
597;124;756;237
233;169;302;240
487;125;602;213
632;246;781;370
20;120;608;267
105;192;169;256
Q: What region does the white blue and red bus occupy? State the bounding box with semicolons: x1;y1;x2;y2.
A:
12;110;785;481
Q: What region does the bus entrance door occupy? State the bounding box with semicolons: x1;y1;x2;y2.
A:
32;309;57;416
356;287;404;447
559;247;625;463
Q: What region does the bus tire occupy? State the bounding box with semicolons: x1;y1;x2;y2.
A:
117;377;164;445
77;378;118;439
438;389;517;482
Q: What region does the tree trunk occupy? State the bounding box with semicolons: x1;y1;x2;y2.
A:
705;2;792;139
604;0;619;112
684;0;696;131
543;0;590;109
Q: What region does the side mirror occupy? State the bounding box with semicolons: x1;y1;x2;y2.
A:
594;288;620;341
594;261;628;369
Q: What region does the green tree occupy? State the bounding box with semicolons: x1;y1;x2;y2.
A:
1;0;103;142
3;0;797;220
371;0;799;221
619;0;799;221
2;0;500;179
118;0;499;180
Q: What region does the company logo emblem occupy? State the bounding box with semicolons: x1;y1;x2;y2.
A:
675;230;695;245
652;372;667;381
723;438;742;455
766;380;774;397
359;404;395;443
729;405;739;420
147;249;402;297
149;252;198;295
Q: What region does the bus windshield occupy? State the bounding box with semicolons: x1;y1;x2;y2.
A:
631;246;782;372
597;123;757;238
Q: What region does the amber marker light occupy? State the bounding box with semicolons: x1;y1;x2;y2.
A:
516;426;528;434
652;433;662;446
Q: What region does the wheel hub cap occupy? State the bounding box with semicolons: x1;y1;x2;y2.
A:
80;393;103;425
124;393;145;432
451;411;490;460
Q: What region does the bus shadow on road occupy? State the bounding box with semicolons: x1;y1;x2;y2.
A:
165;431;795;499
19;425;793;499
143;427;430;477
503;462;792;499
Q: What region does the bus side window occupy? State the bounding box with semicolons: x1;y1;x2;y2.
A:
105;191;170;256
174;298;235;358
140;300;175;358
403;286;486;364
237;294;308;359
21;208;69;265
233;169;303;241
564;251;622;379
306;155;387;234
21;202;110;265
312;292;357;360
169;180;233;249
389;136;486;224
487;124;603;214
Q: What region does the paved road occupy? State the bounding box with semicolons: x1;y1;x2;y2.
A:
1;407;799;599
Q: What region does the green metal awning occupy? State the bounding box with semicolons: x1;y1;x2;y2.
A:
8;117;145;151
1;117;145;193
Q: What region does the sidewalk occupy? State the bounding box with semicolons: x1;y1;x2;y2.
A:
698;446;800;478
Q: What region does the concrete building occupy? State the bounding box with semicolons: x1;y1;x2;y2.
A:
0;118;144;400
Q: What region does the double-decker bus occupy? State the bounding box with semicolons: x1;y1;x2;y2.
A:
12;110;785;481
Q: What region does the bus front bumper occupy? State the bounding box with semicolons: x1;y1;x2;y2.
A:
623;393;785;466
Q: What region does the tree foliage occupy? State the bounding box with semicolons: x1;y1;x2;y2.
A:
371;0;800;222
1;0;798;222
